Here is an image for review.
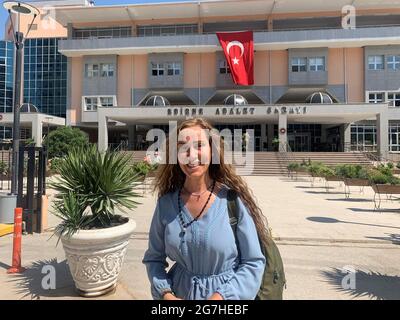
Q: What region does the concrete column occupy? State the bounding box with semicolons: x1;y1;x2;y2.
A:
98;114;109;152
67;23;73;39
261;124;267;151
377;112;389;160
267;18;273;31
128;125;136;149
321;124;327;144
267;123;274;151
32;116;43;147
278;113;288;152
341;123;352;152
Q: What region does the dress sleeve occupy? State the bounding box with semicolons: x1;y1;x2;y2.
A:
142;199;172;300
216;196;266;300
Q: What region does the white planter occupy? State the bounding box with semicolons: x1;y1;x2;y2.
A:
60;218;136;297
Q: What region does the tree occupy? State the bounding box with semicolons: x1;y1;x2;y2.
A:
43;127;89;159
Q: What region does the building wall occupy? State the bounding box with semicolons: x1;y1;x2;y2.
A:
117;55;133;107
288;47;328;86
69;57;83;124
82;55;117;96
365;45;400;91
16;9;68;39
346;48;365;103
132;55;148;105
148;53;184;89
23;3;400;128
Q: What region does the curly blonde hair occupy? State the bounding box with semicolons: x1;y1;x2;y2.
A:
152;118;270;245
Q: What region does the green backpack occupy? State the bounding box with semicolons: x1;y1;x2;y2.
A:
227;190;286;300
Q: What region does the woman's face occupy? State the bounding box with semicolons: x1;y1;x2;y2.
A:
177;125;212;179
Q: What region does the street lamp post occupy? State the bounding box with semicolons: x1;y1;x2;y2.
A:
3;1;39;195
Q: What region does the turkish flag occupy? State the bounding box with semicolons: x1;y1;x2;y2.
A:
217;31;254;86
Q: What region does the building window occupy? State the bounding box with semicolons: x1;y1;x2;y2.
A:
291;57;307;72
100;63;114;77
151;63;164;76
73;27;132;39
350;125;377;152
368;55;384;70
84;96;115;111
137;24;198;37
387;55;400;71
167;62;181;76
22;37;67;119
100;97;114;107
219;60;231;74
309;57;325;71
390;124;400;152
368;92;384;103
388;93;400;107
84;97;98;111
85;64;99;78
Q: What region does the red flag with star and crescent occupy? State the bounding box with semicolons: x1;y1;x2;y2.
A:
217;31;254;86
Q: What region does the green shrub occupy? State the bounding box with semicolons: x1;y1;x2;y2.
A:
0;161;8;175
368;169;400;185
300;158;312;168
307;162;325;177
43;127;89;159
390;176;400;185
358;167;370;180
51;145;142;238
132;161;158;177
49;157;65;174
387;162;394;169
287;162;300;171
318;166;336;178
368;170;390;185
334;164;369;179
377;164;393;176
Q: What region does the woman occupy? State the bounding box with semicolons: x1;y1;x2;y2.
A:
142;118;266;300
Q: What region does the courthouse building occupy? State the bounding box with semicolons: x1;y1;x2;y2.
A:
4;0;400;158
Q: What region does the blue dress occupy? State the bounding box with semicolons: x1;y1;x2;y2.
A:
142;186;266;300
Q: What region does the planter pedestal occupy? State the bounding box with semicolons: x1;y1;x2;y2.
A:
76;283;117;297
61;218;136;297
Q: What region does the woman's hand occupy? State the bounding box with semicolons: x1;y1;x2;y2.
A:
208;292;224;300
163;292;183;300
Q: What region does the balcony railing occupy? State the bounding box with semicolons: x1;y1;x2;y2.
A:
60;26;400;55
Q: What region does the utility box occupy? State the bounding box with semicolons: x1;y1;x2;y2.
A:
0;194;17;224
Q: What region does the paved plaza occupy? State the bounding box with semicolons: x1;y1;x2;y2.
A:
0;176;399;300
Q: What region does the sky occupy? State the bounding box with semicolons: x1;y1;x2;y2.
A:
0;0;193;39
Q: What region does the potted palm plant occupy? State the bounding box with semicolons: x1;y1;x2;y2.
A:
51;145;141;297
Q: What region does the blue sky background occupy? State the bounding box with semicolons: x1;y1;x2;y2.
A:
0;0;192;39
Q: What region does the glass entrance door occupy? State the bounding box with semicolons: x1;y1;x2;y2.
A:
288;133;311;152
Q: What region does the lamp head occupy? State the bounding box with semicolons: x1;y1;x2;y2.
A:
3;1;39;16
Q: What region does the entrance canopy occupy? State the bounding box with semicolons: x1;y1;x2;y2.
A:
97;103;389;158
98;103;387;126
0;113;66;146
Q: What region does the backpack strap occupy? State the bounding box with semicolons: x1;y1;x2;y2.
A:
227;189;241;262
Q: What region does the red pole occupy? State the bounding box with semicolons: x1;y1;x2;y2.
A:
7;208;25;274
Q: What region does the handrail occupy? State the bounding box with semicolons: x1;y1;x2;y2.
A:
278;142;296;175
363;150;397;165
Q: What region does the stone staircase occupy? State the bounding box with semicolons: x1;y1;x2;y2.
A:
124;151;373;176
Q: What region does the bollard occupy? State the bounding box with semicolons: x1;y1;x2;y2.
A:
7;208;25;274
